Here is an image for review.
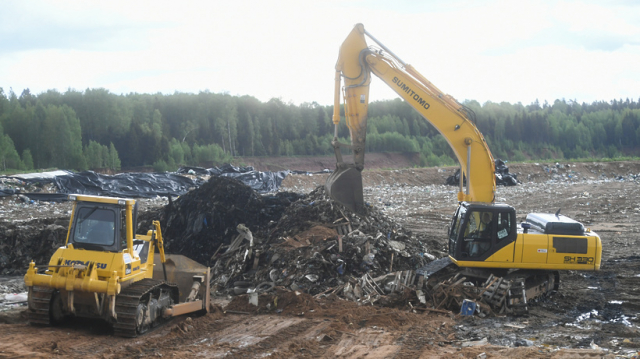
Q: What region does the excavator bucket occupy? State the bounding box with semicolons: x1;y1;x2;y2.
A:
325;167;365;213
153;254;209;303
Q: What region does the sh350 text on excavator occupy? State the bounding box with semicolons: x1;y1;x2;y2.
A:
326;23;602;314
24;194;211;337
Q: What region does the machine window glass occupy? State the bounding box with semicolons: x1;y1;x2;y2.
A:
73;208;116;246
467;211;492;240
497;212;511;242
449;206;465;242
464;211;493;258
449;206;466;256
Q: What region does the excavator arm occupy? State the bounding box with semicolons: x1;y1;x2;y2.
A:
327;23;496;212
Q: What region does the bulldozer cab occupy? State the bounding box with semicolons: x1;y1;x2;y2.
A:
69;202;122;252
448;202;517;261
68;200;139;253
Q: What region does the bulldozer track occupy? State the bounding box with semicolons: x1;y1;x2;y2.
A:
27;286;54;325
112;279;179;338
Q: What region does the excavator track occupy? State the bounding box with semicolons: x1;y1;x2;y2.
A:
481;270;559;315
507;279;529;315
27;286;55;325
422;264;559;316
113;278;179;338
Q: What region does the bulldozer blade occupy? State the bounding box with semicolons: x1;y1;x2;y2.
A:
325;167;364;213
154;254;209;303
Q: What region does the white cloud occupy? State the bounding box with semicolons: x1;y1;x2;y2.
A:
1;0;638;105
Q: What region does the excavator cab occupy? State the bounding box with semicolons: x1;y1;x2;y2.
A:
448;202;517;262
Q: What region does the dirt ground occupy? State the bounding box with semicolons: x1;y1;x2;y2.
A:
1;157;640;358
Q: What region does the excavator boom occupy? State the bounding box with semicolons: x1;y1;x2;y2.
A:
327;23;496;211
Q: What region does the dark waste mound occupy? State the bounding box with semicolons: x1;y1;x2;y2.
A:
140;176;302;266
0;219;69;275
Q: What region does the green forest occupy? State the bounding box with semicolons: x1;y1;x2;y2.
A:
0;87;639;173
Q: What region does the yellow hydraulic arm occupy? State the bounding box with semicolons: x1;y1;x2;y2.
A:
327;23;496;211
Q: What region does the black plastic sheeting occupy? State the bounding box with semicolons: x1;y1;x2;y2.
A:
2;164;291;201
445;159;519;187
48;171;201;198
495;159;519;186
177;164;290;193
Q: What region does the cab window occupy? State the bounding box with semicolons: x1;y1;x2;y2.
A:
463;211;493;258
496;212;512;242
73;208;116;246
465;211;493;240
448;206;466;256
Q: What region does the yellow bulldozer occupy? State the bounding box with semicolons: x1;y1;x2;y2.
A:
24;194;210;337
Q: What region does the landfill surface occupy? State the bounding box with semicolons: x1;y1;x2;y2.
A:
0;158;639;358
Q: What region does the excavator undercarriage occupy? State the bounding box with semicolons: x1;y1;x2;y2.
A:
420;258;559;316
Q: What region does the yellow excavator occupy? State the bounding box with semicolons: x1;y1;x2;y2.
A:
24;194;211;337
326;24;602;313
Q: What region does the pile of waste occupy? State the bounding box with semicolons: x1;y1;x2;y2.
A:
247;186;441;297
140;175;445;307
0;220;68;275
140;176;302;266
0;277;27;310
446;159;519;187
495;159;519;186
177;164;290;193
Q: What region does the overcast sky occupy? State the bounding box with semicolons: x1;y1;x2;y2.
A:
1;0;639;106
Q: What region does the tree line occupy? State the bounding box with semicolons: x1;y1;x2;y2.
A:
0;87;639;172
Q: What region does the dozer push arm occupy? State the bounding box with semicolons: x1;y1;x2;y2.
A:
151;220;168;281
328;23;496;209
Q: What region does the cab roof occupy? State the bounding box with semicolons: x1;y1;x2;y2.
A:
68;194;136;206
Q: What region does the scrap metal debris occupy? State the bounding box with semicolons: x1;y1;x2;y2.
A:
138;176;447;308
